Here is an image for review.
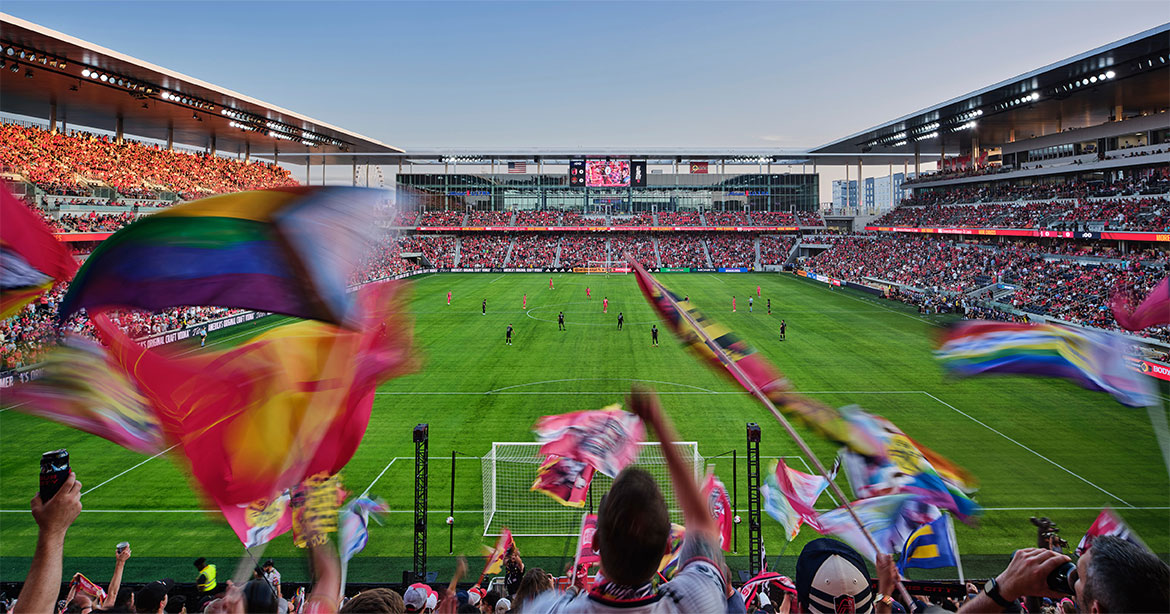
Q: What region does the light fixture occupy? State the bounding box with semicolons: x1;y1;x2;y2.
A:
81;68;90;77
99;74;108;82
1106;70;1115;78
25;69;33;79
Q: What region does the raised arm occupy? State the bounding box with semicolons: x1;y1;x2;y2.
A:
629;387;714;536
14;472;83;614
103;545;132;608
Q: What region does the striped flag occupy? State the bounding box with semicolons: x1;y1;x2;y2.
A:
339;496;389;562
508;161;527;173
898;515;959;573
761;459;831;540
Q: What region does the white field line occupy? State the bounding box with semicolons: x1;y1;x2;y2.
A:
487;275;506;284
919;391;1136;508
81;444;178;497
360;458;398;498
818;284;939;326
707;274;728;284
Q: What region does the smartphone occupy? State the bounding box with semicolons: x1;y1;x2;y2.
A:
39;449;70;502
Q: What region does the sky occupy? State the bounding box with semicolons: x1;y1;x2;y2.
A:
4;1;1168;192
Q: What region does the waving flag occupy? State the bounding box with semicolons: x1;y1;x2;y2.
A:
94;280;414;506
219;492;293;549
1076;508;1149;556
737;572;796;608
898;515;958;573
481;529;515;577
532;455;595;507
937;321;1156;408
573;513;601;571
1;188;77;318
629;258;882;457
339;496;390;562
702;473;733;551
761;460;831;540
59;187;382;327
657;523;687;579
533;405;644;478
1111;277;1170;331
816;494;938;562
8;336;163;455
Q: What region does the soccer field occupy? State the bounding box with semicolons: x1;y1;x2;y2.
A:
2;272;1167;584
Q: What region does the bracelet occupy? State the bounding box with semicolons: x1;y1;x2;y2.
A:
875;593;894;606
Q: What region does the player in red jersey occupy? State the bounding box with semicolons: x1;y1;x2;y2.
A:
447;291;451;306
603;297;609;313
522;293;527;309
586;286;591;299
549;277;554;290
732;296;736;312
757;285;761;297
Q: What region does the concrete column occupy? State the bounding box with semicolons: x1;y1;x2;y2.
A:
352;157;357;187
245;141;250;163
305;156;311;184
166;124;173;151
857;158;863;211
115;115;124;144
366;164;370;187
49;102;57;134
972;136;980;168
1114;104;1123;121
321;158;325;185
914;144;921;177
210;134;216;156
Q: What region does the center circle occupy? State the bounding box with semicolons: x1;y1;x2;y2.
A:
525;301;659;327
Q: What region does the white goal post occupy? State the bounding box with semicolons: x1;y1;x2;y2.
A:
585;260;628;275
482;441;702;537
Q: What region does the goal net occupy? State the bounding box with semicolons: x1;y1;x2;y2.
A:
482;442;702;537
585;260;629;274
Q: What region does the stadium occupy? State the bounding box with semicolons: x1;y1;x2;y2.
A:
1;6;1169;613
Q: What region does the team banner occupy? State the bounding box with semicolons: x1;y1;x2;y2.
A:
481;529;515;577
573;513;601;572
702;473;733;551
219;491;293;549
532;455;595;507
737;572;796;608
533;405;644;478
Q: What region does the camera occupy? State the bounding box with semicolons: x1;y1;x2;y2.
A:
1047;561;1077;595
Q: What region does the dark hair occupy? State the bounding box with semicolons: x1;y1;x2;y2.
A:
163;595;186;614
339;588;404;614
193;557;205;569
242;579;278;613
595;467;670;585
457;605;480;614
513;568;553;609
1082;536;1170;613
484;590;503;608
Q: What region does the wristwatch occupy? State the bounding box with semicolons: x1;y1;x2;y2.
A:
983;578;1013;608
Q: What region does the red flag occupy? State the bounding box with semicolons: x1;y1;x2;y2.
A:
1076;507;1148;556
702;473;733;551
531;455;595;507
481;529;515;577
1111;277;1170;331
219;492;294;549
574;513;601;570
533;405;644;478
0;187;77;317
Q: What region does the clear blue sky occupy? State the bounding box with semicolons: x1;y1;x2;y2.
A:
3;2;1167;192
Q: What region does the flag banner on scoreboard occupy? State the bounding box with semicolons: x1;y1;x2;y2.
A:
657;523;687;579
219;491;293;549
507;161;527;173
531;454;595;507
93;280;414;506
1075;507;1149;556
481;529;515;576
1110;277;1170;332
816;494;938;562
898;515;959;574
573;513;601;571
839;406;981;523
702;472;733;551
8;335;163;455
628;258;884;457
936;320;1157;408
761;459;831;540
58;186;382;328
339;495;390;562
533;405;644;478
1;188;78;318
737;572;796;608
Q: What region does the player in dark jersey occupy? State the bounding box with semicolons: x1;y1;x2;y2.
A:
780;319;786;341
617;312;624;330
558;311;566;331
651;324;658;347
767;298;771;315
482;298;487;315
506;324;513;345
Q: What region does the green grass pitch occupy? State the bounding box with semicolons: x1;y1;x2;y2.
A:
2;272;1167;584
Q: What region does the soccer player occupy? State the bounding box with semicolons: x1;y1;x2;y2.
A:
683;294;689;302
523;293;527;309
757;285;761;297
780;319;786;341
506;324;513;346
617;312;624;330
586;286;591;299
447;291;452;306
767;298;771;315
651;324;659;346
482;298;487;316
603;297;609;314
549;277;554;290
748;297;753;313
198;328;207;347
558;311;566;331
732;296;736;312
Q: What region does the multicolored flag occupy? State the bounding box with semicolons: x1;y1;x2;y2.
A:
219;491;293;549
533;405;644;478
898;515;959;574
937;321;1156;408
816;494;938;562
481;529;515;577
737;572;796;608
761;460;830;540
573;513;601;571
1111;277;1170;331
702;473;733;551
338;496;390;563
1075;507;1149;556
657;523;687;579
628;258;883;457
59;187;382;327
8;335;163;455
1;188;78;318
93;280;414;506
531;455;595;507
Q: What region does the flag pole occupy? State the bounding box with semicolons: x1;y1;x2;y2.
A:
625;256;898;580
1145;397;1170;480
945;513;965;585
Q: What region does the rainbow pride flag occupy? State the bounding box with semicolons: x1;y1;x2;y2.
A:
936;321;1156;408
59;187;382;327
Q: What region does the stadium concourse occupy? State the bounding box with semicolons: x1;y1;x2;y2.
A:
3;12;1170;614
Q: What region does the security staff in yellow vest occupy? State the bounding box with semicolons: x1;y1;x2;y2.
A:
194;557;217;594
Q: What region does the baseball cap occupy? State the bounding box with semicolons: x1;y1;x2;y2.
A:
403;583;428;612
467;587;484;606
795;538;873;613
425;589;438;611
495;597;512;613
134;579;174;613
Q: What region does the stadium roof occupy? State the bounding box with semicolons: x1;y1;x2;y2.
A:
0;13;402;160
809;23;1170;159
315;148;923;167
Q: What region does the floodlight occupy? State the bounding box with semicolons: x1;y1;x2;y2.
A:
81;69;90;77
99;74;108;82
1106;70;1115;78
1089;76;1097;83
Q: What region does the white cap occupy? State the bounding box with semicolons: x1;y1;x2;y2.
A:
403;584;427;611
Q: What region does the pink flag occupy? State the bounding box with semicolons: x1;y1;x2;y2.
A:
533;405;644;478
574;513;601;570
219;492;293;549
1111;277;1170;331
1076;507;1148;555
702;473;733;551
532;455;595;507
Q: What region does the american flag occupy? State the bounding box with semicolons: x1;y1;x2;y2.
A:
507;161;527;173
